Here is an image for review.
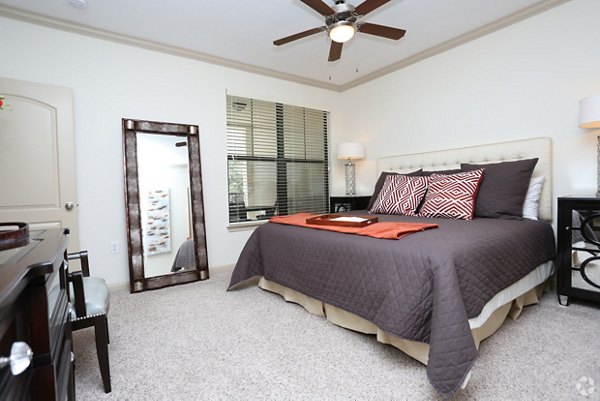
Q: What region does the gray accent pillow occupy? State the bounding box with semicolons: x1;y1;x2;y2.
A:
367;169;422;211
461;158;538;218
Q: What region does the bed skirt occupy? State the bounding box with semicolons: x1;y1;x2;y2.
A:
257;260;553;367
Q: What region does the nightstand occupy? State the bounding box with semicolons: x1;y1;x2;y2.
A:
330;195;371;213
557;196;600;306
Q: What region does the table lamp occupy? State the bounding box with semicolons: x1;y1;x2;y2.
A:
579;94;600;196
337;142;365;195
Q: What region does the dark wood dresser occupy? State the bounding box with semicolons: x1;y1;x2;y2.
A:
0;229;74;400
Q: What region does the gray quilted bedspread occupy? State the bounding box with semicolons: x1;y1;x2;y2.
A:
228;213;556;398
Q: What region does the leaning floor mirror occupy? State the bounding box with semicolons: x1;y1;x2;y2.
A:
123;119;208;293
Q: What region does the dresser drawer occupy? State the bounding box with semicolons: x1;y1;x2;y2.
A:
56;337;72;401
0;229;73;401
47;265;69;359
0;290;33;401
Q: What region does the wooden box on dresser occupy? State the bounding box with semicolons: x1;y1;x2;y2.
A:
0;229;74;400
557;196;600;306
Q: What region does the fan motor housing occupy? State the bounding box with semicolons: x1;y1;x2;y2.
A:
327;1;357;25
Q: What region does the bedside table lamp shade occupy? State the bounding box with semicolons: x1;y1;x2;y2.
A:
579;95;600;129
579;94;600;196
337;142;365;196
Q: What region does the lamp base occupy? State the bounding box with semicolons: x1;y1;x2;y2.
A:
345;161;356;196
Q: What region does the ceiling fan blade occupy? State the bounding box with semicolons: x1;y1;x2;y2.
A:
354;0;391;16
328;41;343;62
273;27;325;46
358;22;406;40
300;0;335;16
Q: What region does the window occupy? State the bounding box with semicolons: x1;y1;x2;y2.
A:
226;95;329;225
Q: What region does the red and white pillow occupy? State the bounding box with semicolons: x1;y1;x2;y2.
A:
418;169;485;220
369;174;429;216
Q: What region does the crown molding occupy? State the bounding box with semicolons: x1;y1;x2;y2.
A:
0;4;340;92
339;0;570;91
0;0;570;93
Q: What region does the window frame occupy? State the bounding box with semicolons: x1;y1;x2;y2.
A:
226;95;330;227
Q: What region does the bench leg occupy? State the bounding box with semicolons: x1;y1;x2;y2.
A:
106;316;110;345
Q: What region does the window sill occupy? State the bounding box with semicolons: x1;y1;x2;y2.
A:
227;219;269;231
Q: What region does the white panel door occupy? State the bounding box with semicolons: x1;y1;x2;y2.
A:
0;77;79;249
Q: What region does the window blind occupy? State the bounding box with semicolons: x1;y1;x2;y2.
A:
227;95;329;224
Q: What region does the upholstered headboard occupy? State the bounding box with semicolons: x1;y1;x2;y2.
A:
376;137;552;221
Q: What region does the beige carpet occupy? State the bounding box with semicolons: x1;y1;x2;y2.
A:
73;269;600;400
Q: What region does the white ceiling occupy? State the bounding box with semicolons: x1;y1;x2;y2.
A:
0;0;568;91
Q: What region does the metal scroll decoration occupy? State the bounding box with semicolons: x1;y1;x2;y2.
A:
575;214;600;290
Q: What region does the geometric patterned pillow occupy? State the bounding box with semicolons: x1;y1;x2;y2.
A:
417;169;485;220
369;174;429;216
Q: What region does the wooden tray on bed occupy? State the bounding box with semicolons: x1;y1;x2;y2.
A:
306;214;378;227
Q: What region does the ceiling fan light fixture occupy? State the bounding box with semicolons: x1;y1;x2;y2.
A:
274;0;405;61
329;21;355;43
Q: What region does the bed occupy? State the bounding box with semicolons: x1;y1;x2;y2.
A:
171;239;196;272
228;137;556;398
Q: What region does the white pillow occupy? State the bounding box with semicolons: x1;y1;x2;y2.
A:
522;176;545;220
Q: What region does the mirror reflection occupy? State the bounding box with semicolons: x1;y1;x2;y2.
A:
137;134;193;277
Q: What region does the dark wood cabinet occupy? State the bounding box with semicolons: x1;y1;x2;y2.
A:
557;196;600;306
329;196;371;213
0;229;74;400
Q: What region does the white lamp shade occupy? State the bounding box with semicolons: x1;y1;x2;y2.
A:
579;94;600;128
337;142;364;160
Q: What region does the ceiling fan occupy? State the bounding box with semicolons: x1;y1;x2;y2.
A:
273;0;406;62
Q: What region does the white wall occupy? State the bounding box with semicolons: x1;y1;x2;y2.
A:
0;16;342;286
335;0;600;202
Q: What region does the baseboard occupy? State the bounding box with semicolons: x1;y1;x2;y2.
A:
209;264;235;274
107;264;235;291
107;281;130;291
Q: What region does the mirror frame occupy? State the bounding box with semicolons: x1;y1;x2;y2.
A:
123;118;209;293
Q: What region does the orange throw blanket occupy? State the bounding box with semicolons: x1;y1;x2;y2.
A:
269;213;438;240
